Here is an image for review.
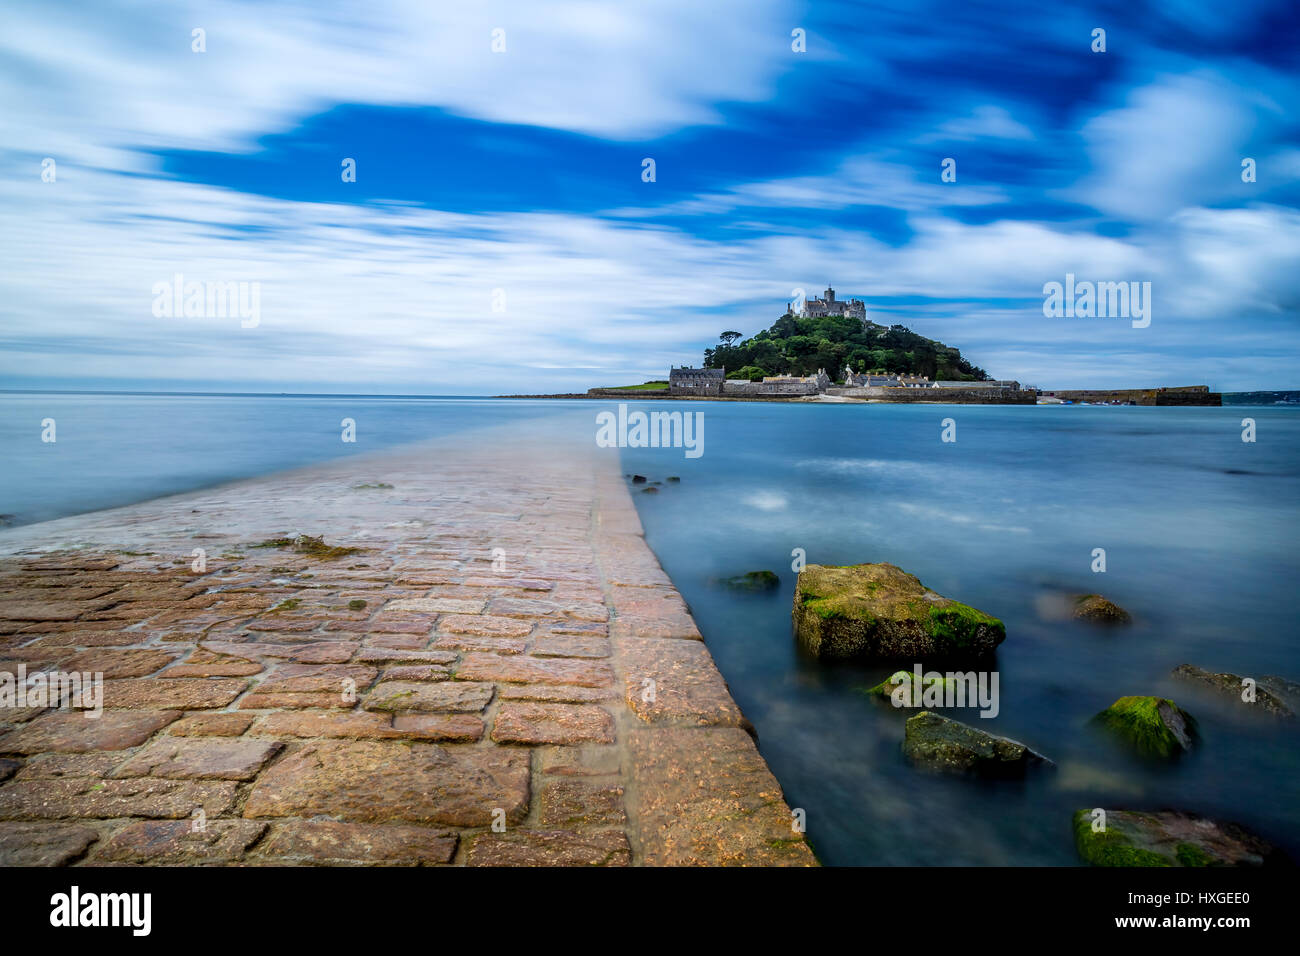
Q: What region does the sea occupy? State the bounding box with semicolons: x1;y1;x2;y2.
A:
3;390;1298;865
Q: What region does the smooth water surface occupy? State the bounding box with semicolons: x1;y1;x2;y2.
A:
618;401;1300;865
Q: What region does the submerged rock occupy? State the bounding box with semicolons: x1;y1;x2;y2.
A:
1091;696;1196;759
792;563;1005;661
1171;664;1294;718
867;669;940;704
1072;809;1285;867
902;711;1051;776
1071;594;1132;626
1261;674;1300;708
631;475;647;484
719;570;780;592
864;669;968;709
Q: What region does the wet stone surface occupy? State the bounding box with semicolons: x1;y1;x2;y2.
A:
0;433;813;865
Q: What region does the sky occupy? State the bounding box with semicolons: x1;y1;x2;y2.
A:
1;0;1298;393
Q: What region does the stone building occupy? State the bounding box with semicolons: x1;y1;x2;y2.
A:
842;365;932;388
723;368;831;396
933;380;1019;390
791;287;867;320
669;366;725;396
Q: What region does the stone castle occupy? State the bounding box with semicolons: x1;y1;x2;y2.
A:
789;286;867;321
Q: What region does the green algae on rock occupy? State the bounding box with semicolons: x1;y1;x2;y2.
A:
1071;594;1131;626
252;534;365;561
792;563;1004;660
866;669;942;703
1171;664;1295;718
1072;809;1283;867
1091;696;1196;758
902;711;1050;776
718;570;780;593
864;669;963;708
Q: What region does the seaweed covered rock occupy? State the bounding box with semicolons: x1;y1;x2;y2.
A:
718;570;780;593
1261;674;1300;709
1071;594;1131;626
902;711;1050;776
792;563;1004;661
1171;664;1294;719
864;669;982;711
866;669;948;706
1072;809;1285;867
1091;696;1196;758
253;534;365;560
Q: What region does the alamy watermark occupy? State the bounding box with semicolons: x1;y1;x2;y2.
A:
151;273;260;328
50;886;151;936
883;664;1000;718
596;403;703;458
1;665;103;717
1043;273;1150;328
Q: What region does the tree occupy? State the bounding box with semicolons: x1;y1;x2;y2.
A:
702;317;991;381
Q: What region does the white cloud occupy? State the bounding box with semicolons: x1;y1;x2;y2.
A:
6;160;1297;392
0;0;795;173
1068;71;1296;220
916;105;1035;143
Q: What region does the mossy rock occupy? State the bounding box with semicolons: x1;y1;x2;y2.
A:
792;563;1004;661
1072;594;1131;626
1171;664;1294;719
1091;695;1196;759
1072;809;1284;867
902;711;1051;776
1260;674;1300;709
719;570;780;593
863;669;964;708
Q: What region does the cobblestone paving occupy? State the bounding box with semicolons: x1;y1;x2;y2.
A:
0;428;815;866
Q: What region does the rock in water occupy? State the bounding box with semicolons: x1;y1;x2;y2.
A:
1171;664;1294;718
864;669;966;709
1072;809;1285;867
902;711;1051;776
792;563;1005;660
718;570;779;592
1091;696;1196;758
1071;594;1131;625
1260;674;1300;709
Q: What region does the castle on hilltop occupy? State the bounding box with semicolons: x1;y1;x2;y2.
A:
789;286;867;321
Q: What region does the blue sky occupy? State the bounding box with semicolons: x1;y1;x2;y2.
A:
1;0;1298;392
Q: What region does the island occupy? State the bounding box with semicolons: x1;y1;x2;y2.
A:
502;287;1220;405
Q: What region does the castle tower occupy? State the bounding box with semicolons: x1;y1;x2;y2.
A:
825;286;836;303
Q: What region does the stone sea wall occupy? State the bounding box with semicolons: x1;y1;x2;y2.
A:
827;386;1039;404
1040;387;1221;406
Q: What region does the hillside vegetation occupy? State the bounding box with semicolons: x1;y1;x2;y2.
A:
703;313;991;382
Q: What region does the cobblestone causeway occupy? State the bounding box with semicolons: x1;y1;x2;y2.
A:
0;426;815;866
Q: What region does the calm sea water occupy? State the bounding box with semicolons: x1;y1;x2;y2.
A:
3;392;1298;865
619;400;1300;866
0;392;563;526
